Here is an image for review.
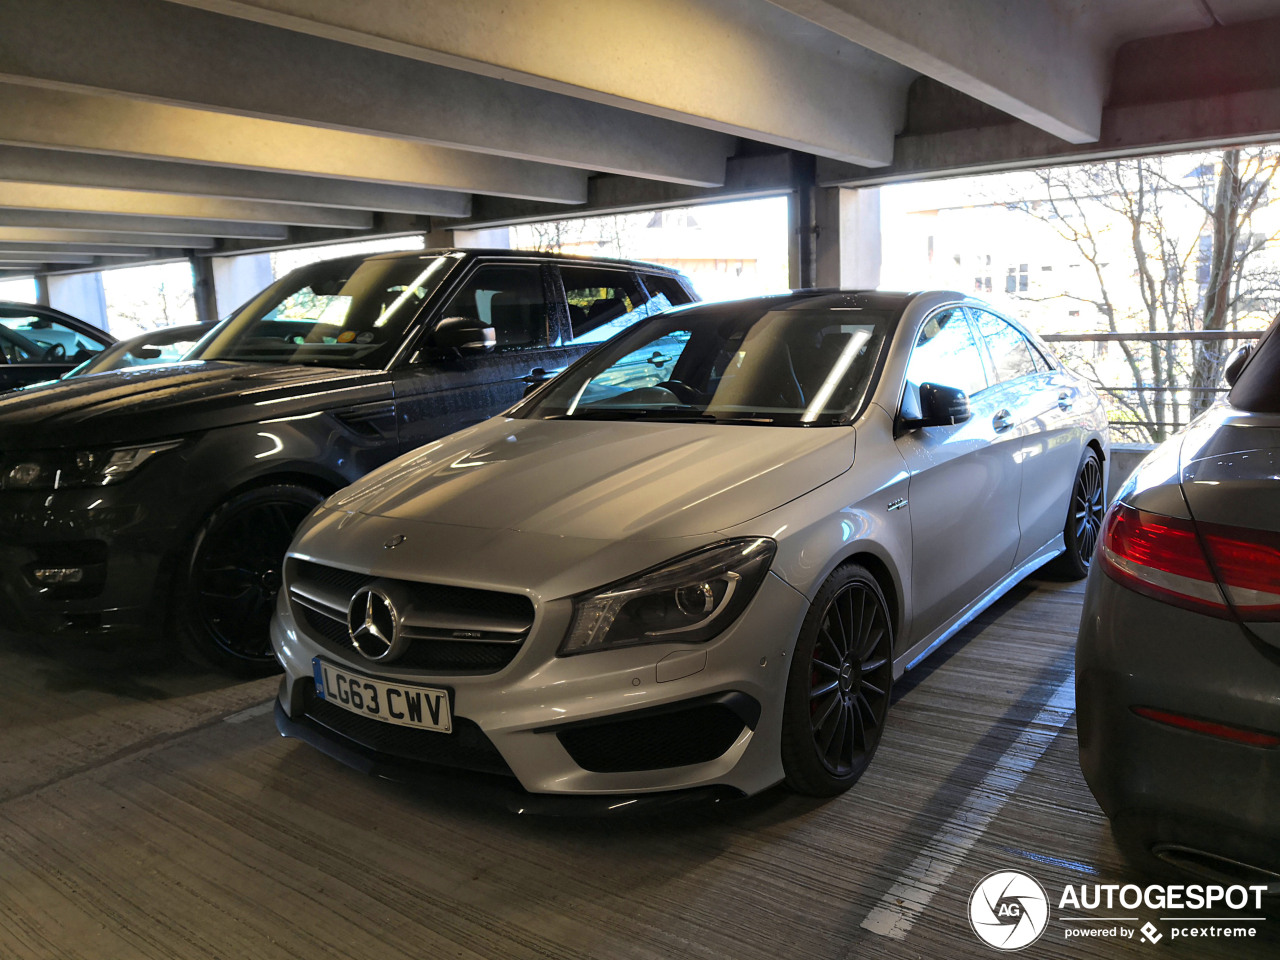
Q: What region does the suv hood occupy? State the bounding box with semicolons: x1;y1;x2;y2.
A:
328;416;855;541
0;361;389;447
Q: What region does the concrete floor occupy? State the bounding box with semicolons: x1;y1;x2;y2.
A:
2;578;1276;959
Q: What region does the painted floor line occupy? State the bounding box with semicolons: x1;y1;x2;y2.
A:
860;674;1077;941
223;700;275;724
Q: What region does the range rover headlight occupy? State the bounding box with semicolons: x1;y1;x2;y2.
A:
559;538;776;655
2;440;183;490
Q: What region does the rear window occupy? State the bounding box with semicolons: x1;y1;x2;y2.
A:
1228;318;1280;412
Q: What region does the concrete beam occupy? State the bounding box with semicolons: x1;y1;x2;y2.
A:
0;0;733;187
0;227;216;249
819;19;1280;189
0;181;368;229
454;152;798;230
168;0;913;167
0;209;289;239
0;244;176;258
0;253;94;264
0;147;472;217
0;84;587;204
767;0;1106;144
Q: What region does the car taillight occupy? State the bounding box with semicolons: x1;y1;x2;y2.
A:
1099;502;1280;620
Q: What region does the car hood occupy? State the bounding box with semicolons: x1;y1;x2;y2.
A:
0;360;390;447
328;416;856;541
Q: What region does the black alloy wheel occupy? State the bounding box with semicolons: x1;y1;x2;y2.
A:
782;563;894;796
1046;448;1105;581
178;483;323;675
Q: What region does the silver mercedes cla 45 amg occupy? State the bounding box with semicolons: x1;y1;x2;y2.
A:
271;290;1108;803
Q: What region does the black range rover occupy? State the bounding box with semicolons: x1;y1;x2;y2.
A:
0;249;696;672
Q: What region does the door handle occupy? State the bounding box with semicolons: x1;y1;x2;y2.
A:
992;409;1016;432
1058;390;1074;411
521;366;551;384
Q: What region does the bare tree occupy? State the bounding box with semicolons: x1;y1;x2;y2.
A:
1011;149;1280;441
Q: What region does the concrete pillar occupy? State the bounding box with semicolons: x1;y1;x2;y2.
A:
211;252;273;318
189;256;217;326
450;226;507;248
814;186;882;290
33;274;50;306
47;271;107;330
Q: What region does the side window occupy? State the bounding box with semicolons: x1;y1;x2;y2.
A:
640;274;694;308
438;264;549;352
587;330;693;395
904;308;988;408
972;309;1039;385
559;266;659;346
0;313;105;364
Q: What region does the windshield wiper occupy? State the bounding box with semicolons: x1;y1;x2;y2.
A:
543;407;782;424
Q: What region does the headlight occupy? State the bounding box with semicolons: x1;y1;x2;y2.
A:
559;538;776;655
1;440;183;491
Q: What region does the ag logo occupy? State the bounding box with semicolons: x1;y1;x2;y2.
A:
969;870;1049;951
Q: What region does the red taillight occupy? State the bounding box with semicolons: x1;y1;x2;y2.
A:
1100;502;1280;620
1099;502;1229;617
1132;706;1280;748
1198;521;1280;619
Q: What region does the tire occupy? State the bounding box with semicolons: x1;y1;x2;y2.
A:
1044;448;1105;581
781;563;894;796
176;483;324;676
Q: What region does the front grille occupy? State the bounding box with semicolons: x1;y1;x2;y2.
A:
555;700;751;773
303;686;513;777
287;558;534;675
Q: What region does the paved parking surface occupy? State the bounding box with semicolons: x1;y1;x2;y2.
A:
2;579;1276;959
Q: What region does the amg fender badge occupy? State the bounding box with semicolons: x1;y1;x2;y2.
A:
887;498;908;512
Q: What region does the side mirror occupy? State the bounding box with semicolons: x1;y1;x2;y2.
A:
1224;343;1252;387
902;382;972;430
431;315;495;355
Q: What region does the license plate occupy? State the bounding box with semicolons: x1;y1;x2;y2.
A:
313;659;452;734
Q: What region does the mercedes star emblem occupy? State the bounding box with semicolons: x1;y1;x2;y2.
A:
346;587;407;661
383;534;407;549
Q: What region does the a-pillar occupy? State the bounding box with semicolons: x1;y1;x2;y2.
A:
47;271;109;331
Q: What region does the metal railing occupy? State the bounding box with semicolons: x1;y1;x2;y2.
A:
1038;329;1266;441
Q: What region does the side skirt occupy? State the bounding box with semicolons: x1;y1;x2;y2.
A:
892;535;1065;679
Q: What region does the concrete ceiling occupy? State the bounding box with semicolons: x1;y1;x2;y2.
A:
3;0;1280;278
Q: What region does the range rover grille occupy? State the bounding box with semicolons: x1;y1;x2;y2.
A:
286;558;534;675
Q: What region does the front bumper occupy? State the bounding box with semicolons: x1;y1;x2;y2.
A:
1076;569;1280;872
0;483;179;637
273;570;809;798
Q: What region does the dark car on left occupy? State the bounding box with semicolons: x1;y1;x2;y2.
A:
0;301;114;389
0;249;696;673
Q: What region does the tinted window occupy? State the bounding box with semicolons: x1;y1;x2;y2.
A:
0;312;105;365
904;308;987;400
1229;318;1280;412
972;309;1038;384
559;266;663;345
440;264;549;351
520;299;896;426
197;256;451;368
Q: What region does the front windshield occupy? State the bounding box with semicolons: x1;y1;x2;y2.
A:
518;298;897;426
192;255;453;369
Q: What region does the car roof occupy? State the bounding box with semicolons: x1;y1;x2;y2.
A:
358;247;686;274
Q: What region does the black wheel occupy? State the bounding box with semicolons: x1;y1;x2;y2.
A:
176;483;323;675
781;563;894;796
1044;449;1105;580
